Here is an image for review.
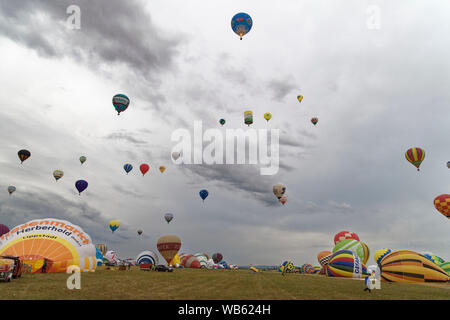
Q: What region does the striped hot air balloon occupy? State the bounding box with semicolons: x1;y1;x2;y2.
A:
380;250;450;283
326;250;370;279
157;235;181;265
405;147;425;171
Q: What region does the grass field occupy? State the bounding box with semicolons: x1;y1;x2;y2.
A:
2;267;450;300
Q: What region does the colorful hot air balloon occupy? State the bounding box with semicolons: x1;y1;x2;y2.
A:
264;113;272;122
280;195;287;205
219;119;226;126
157;235;181;265
212;253;223;264
244;111;253;126
0;224;9;237
159;166;166;173
434;194;450;219
326;250;370;279
405;147;425;171
333;239;367;263
374;248;391;265
96;244;108;256
18;149;31;164
181;254;201;269
53;170;64;181
79;156;86;164
112;94;130;115
7;186;16;195
279;261;294;273
273;183;286;200
317;251;333;266
109;220;120;233
140;164;149;176
199;189;209;202
231;12;253;40
164;213;174;224
297;95;303;103
124;164;133;174
75;180;88;195
137;229;143;236
334;231;360;245
380;250;450;283
0;218;97;273
311;117;318;126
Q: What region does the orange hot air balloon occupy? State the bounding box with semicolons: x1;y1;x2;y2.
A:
317;250;333;266
157;235;181;265
434;194;450;219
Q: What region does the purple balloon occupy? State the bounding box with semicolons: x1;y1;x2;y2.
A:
0;224;9;237
75;180;88;195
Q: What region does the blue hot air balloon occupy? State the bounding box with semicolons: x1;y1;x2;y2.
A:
231;13;253;40
75;180;88;195
124;164;133;174
199;189;209;202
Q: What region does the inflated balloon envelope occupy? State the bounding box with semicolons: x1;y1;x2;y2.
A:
0;218;96;273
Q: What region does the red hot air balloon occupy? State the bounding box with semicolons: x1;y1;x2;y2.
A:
140;164;150;176
334;231;359;245
434;194;450;219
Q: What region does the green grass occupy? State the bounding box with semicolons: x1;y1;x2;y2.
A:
2;267;450;300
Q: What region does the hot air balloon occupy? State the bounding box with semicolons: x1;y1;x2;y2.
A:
172;151;181;161
212;253;223;264
123;164;133;174
0;218;97;273
157;235;181;265
95;247;103;266
405;147;425;171
374;248;391;265
79;156;86;164
272;183;286;200
140;164;149;176
7;186;16;195
317;251;333;266
231;12;253;40
0;224;9;237
169;253;181;267
53;170;64;181
109;220;120;233
75;180;88;195
199;189;209;202
279;261;294;273
159;166;166;173
333;239;368;263
434;194;450;219
326;250;370;279
264;113;272;122
219;119;226;126
112;94;130;115
18;149;31;164
96;244;108;256
137;229;143;236
280;195;287;205
297;95;303;103
244;111;253;126
164;213;174;224
311;117;318;126
181;254;201;269
447;161;450;169
379;250;450;283
136;251;159;266
334;231;360;245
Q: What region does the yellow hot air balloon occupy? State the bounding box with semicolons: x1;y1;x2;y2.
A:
109;220;120;233
297;95;303;103
264;113;272;122
405;147;425;171
169;253;181;267
159;166;166;173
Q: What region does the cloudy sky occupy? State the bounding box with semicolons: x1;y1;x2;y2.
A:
0;0;449;266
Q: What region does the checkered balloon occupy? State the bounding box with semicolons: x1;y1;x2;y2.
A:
434;194;450;218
